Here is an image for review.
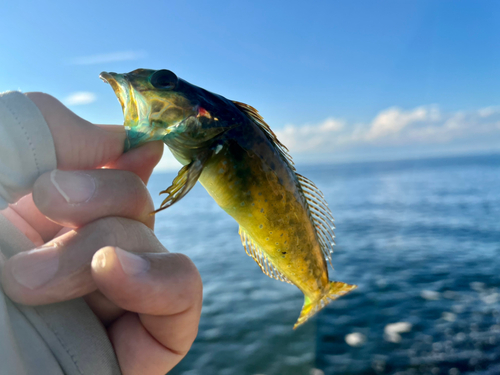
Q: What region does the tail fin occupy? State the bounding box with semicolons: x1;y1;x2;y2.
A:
293;281;357;329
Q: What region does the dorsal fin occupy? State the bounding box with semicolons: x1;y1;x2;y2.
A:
296;173;336;266
232;101;335;268
239;227;293;284
232;101;295;171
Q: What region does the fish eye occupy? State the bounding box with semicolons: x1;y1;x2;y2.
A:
150;70;178;90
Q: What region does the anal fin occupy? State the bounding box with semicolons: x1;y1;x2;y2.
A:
239;227;292;284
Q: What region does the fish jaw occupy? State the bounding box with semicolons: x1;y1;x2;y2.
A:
100;71;167;150
100;72;128;112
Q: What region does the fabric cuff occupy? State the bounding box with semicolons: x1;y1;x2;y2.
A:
0;91;57;208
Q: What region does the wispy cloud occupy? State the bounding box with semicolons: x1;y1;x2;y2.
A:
64;92;97;106
70;50;147;65
275;105;500;156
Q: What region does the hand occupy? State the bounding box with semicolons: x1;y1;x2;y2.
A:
0;93;202;375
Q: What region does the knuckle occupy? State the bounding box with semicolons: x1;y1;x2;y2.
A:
170;253;203;301
32;172;53;208
84;216;158;251
83;217;134;247
99;170;154;218
127;176;154;215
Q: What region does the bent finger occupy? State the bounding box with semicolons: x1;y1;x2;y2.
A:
84;290;125;326
9;141;162;241
33;169;155;229
5;194;62;245
92;247;202;374
110;313;191;375
1;217;164;305
104;140;164;185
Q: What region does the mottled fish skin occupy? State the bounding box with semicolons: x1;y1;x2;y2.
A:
100;69;356;328
200;122;329;299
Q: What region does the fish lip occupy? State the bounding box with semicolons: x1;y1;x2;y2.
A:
99;71;113;83
99;71;129;111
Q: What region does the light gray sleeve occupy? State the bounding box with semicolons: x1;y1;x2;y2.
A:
0;92;121;374
0;91;57;209
0;215;122;375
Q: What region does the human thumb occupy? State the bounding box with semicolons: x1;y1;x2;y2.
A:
26;92;126;170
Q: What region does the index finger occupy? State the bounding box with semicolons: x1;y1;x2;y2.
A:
32;141;163;230
4;140;163;245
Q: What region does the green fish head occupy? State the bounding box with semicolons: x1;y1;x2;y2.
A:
100;69;200;151
101;68;249;164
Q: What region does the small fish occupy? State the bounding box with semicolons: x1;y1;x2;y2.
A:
100;69;356;328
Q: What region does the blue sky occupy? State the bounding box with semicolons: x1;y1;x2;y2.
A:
1;0;499;169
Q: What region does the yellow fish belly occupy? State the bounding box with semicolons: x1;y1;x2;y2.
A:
199;123;356;328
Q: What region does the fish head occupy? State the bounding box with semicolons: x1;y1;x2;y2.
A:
101;68;249;163
100;68;202;151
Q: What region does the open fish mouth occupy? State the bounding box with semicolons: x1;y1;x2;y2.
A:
100;71;140;150
100;71;160;151
99;71;130;113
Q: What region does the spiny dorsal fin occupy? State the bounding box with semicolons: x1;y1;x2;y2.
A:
296;173;336;267
155;151;211;213
239;227;293;284
232;101;295;171
232;101;335;267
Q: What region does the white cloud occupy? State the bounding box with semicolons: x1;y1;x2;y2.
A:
64;92;96;106
70;50;147;65
275;104;500;156
478;106;500;118
366;106;438;140
278;118;345;153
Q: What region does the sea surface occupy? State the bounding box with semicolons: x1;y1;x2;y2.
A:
147;154;500;375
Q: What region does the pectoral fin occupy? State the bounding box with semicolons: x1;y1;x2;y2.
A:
154;152;211;213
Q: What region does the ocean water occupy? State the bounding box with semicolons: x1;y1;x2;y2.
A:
147;154;500;375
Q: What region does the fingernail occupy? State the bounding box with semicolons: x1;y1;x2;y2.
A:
115;247;149;276
50;170;96;204
91;250;107;270
10;246;59;290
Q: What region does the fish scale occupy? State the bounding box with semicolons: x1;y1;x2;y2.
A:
100;68;357;328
